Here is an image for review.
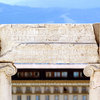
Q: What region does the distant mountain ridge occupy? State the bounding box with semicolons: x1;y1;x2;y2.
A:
0;3;100;24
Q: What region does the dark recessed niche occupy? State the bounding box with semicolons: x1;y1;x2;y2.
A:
12;69;90;80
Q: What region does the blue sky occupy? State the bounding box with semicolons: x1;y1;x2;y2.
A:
0;0;100;23
0;0;100;8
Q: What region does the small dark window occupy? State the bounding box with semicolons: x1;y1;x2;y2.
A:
35;87;41;93
64;95;68;100
45;87;50;93
17;72;20;77
25;72;28;77
82;87;87;93
82;95;87;100
26;87;32;93
17;96;21;100
16;87;22;93
36;95;40;100
27;96;31;100
73;72;79;78
73;87;78;93
24;72;32;78
54;87;60;93
34;72;39;77
63;87;68;93
17;72;24;78
54;72;60;77
80;72;83;77
73;95;78;100
46;95;49;100
55;95;59;100
62;72;68;77
46;72;52;77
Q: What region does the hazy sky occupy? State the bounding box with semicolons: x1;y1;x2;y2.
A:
0;0;100;8
0;0;100;24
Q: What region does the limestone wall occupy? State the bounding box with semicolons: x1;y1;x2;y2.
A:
0;24;99;63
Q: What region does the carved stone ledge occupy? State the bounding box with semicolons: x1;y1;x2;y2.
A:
0;62;17;76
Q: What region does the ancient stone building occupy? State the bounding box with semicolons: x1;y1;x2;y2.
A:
0;23;100;100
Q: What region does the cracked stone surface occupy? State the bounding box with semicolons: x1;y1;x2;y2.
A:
0;24;99;63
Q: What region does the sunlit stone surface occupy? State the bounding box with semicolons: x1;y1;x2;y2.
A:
0;24;99;64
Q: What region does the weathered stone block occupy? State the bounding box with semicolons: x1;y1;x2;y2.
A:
0;24;99;64
0;24;96;55
0;44;98;63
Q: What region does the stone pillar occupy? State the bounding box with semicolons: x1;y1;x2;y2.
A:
31;95;35;100
12;95;17;100
22;87;26;93
41;87;45;93
22;87;26;100
69;87;73;93
78;87;82;93
12;87;16;94
22;95;26;100
50;87;54;93
78;95;82;100
84;64;100;100
59;87;63;93
59;95;64;100
32;87;35;93
40;95;45;100
50;95;54;100
0;62;17;100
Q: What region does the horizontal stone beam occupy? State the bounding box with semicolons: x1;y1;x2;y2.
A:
0;44;98;63
0;24;99;65
0;24;96;55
